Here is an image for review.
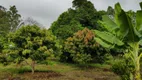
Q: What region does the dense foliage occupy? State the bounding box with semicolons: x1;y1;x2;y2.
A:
61;28;108;64
111;54;135;80
61;28;95;64
0;0;142;79
50;0;106;40
1;25;58;74
95;2;142;80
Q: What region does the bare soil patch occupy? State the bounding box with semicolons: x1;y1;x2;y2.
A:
22;71;62;80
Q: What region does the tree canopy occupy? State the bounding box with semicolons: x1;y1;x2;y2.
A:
50;0;106;40
1;25;57;74
0;5;21;35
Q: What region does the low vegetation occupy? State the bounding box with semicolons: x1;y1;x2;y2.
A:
0;61;121;80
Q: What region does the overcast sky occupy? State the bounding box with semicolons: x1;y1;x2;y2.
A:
0;0;141;28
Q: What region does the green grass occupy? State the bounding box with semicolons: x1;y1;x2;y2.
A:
0;61;121;80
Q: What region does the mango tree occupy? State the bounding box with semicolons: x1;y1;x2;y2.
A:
63;28;94;64
2;25;57;74
94;2;142;80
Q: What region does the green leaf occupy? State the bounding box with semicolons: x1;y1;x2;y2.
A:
126;14;139;42
22;49;31;55
115;3;139;42
115;3;129;39
101;15;118;32
114;3;122;16
95;30;124;46
136;10;142;32
139;39;142;46
95;37;114;48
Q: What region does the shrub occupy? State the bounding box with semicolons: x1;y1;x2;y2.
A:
111;54;135;80
103;53;114;65
61;28;110;64
72;53;92;64
61;28;95;64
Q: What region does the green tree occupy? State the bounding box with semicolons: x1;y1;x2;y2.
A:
94;2;142;80
0;5;21;35
2;25;57;74
50;0;106;40
0;5;9;35
72;0;87;8
7;5;21;32
73;0;99;28
62;28;99;64
51;18;83;40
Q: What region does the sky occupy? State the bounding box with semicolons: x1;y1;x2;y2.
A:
0;0;141;28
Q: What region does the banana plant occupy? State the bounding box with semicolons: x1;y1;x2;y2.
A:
94;2;142;80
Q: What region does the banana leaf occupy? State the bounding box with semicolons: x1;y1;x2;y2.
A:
95;30;124;46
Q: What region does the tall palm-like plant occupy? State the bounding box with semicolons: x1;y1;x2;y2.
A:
95;2;142;80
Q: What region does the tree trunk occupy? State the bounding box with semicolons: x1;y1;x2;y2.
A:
134;57;141;80
133;43;141;80
31;60;35;74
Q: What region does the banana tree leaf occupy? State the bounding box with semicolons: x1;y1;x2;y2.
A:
139;39;142;46
114;3;129;39
126;13;140;42
95;37;114;48
95;30;124;46
115;3;139;42
136;10;142;32
101;15;119;33
114;3;121;16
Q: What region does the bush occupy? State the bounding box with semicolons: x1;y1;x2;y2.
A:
103;53;114;65
91;47;110;64
72;53;92;64
111;54;134;80
61;28;95;64
61;28;110;64
60;52;92;64
59;52;73;63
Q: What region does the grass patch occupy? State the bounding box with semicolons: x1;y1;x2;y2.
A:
0;61;121;80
